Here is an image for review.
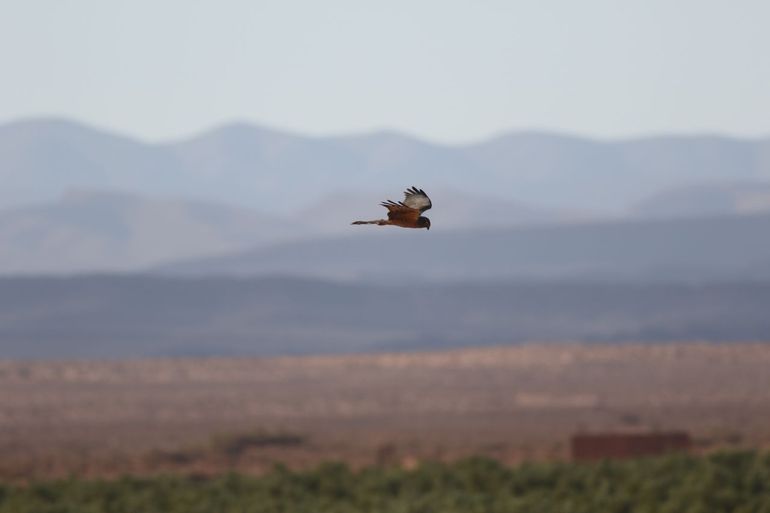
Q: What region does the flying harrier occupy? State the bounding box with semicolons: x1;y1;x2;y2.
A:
352;187;432;230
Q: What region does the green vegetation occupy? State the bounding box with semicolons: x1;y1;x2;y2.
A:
1;451;769;513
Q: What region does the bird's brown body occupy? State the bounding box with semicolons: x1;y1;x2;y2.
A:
352;187;432;230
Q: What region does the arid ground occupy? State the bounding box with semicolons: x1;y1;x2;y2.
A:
2;342;770;480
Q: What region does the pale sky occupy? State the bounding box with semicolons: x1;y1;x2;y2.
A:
1;0;769;143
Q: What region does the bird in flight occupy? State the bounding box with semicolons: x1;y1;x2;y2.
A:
352;187;432;230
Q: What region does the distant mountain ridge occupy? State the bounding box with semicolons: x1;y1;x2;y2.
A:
160;211;770;283
0;187;573;274
2;117;769;214
3;187;769;277
0;191;306;274
3;117;770;276
1;275;768;359
632;181;770;218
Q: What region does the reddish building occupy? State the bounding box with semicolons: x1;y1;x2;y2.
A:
571;431;691;461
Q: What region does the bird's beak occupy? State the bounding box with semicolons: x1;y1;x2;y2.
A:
427;226;430;230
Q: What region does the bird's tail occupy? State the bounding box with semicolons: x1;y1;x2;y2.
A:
351;219;389;226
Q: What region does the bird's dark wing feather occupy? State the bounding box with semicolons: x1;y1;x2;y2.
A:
401;186;432;213
380;200;420;223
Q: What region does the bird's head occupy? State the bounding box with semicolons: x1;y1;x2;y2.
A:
418;217;431;230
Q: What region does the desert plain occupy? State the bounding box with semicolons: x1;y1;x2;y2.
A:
1;342;769;480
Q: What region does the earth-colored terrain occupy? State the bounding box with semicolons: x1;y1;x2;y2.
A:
2;343;770;480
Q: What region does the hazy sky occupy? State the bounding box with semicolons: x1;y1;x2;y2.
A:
2;0;768;143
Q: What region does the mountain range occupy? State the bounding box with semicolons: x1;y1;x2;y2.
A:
3;118;770;359
0;191;306;274
2;117;770;275
162;212;770;283
2;275;768;359
0;188;571;274
3;117;770;214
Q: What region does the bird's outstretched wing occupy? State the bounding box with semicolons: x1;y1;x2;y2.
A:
380;200;420;223
401;187;432;213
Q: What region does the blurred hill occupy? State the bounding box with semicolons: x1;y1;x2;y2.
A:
161;212;770;283
0;191;306;273
3;117;770;276
632;182;770;218
1;275;769;359
0;188;571;274
2;118;769;213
